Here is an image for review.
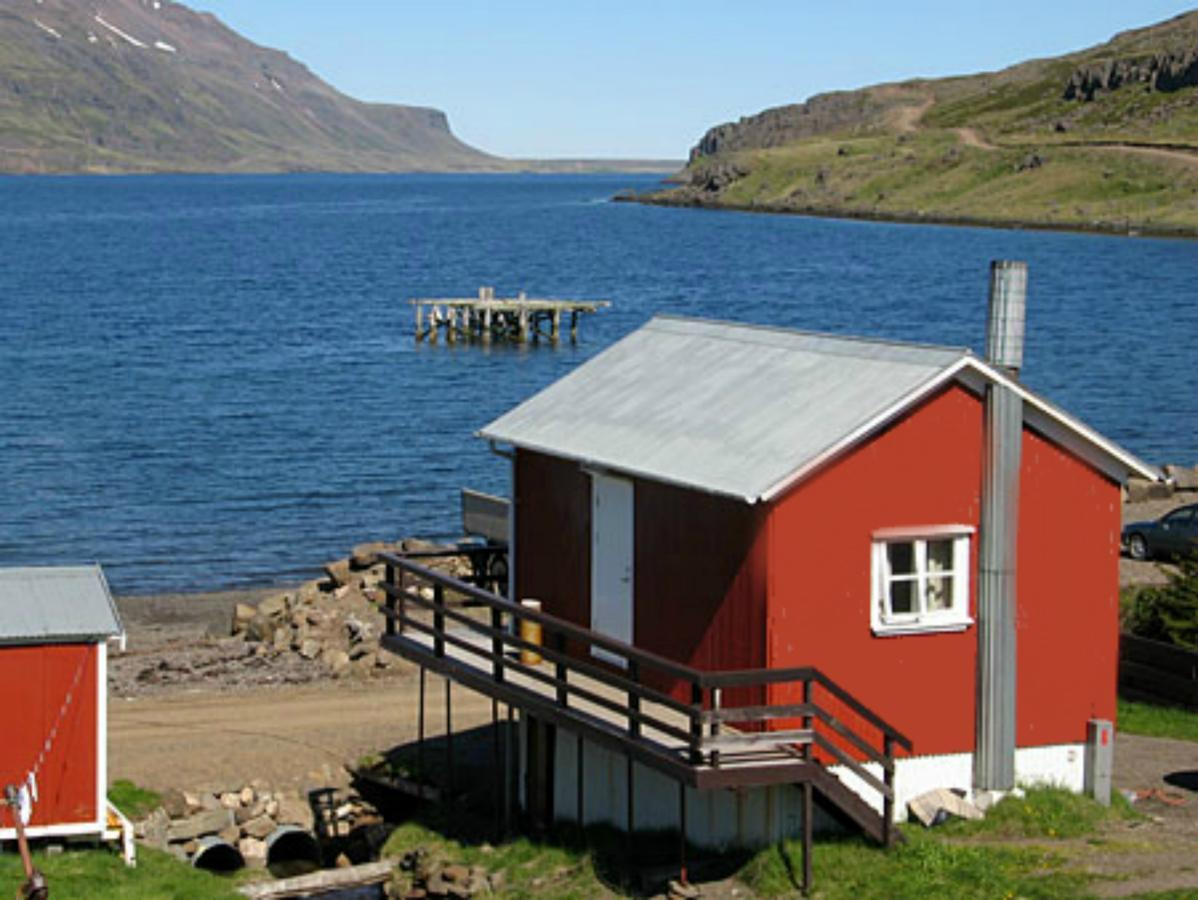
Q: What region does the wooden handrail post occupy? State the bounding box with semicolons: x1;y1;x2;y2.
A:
491;605;504;683
555;632;568;707
689;682;703;764
883;734;895;845
628;659;641;739
710;687;721;768
801;678;812;761
384;562;396;636
433;583;445;658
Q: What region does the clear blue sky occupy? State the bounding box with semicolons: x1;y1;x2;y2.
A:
189;1;1195;159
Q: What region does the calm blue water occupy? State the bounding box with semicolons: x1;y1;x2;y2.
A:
1;174;1194;594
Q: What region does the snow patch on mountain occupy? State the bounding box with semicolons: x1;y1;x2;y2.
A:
94;14;147;48
33;19;61;39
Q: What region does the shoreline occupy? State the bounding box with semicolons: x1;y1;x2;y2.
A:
618;192;1198;242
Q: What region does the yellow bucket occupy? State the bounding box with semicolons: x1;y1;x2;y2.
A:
519;599;543;666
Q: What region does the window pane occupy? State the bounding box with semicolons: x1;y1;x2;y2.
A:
890;580;915;614
888;542;915;575
927;539;954;574
925;575;953;611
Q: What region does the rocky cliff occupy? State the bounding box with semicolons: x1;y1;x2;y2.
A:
642;11;1198;237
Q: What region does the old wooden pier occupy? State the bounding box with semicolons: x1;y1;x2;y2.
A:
412;288;610;345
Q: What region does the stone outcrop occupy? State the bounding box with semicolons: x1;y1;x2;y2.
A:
1064;49;1198;100
689;89;904;162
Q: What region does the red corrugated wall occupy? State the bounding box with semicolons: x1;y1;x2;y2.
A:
766;385;984;756
633;478;768;703
514;448;768;701
0;643;98;828
1016;427;1121;745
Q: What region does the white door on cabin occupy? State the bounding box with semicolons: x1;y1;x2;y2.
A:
590;472;633;667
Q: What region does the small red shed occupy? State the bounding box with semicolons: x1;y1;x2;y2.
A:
479;313;1158;820
0;566;124;842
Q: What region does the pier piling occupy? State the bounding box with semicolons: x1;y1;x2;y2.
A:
411;288;609;346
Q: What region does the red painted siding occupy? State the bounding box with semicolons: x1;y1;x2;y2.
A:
514;449;591;627
767;385;984;757
513;449;768;699
1016;428;1120;746
634;478;768;702
0;643;98;827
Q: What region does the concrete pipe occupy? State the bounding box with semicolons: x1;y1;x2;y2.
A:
191;836;244;873
265;824;322;877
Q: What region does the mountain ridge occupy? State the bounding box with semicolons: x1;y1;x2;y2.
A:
636;11;1198;237
0;0;485;173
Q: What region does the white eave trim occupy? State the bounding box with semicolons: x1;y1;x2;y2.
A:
964;358;1161;484
760;358;975;502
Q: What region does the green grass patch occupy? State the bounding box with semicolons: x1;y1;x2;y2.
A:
0;845;242;899
108;779;162;821
1118;698;1198;742
740;829;1089;899
382;820;615;898
937;785;1134;840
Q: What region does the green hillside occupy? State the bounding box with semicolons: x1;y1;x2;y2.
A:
639;12;1198;237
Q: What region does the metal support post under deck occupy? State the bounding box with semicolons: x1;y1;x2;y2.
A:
445;678;454;799
576;733;584;829
802;780;814;894
492;699;501;840
417;666;426;781
678;780;688;887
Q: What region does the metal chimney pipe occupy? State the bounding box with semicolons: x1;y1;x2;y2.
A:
985;261;1028;377
975;260;1027;793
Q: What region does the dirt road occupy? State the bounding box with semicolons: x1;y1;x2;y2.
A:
108;675;494;793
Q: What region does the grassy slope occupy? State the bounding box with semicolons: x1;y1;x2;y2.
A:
648;13;1198;236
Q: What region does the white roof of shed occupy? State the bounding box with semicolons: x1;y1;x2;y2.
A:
480;316;1158;501
0;565;124;645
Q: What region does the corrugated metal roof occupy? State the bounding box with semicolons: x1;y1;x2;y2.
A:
480;316;971;501
0;565;124;644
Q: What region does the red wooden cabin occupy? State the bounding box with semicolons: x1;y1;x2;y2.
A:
479;314;1156;815
0;566;124;842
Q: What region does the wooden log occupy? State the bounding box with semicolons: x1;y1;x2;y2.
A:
237;860;394;898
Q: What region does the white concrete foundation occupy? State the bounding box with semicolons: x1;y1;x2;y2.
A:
832;742;1087;822
538;724;840;850
530;712;1090;847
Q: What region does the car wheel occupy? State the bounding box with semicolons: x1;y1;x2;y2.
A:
1128;533;1149;561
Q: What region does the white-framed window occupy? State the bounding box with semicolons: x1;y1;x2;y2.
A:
870;526;973;636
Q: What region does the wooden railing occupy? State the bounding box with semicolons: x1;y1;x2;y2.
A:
378;553;912;833
1120;632;1198;711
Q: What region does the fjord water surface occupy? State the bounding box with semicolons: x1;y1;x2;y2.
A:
1;174;1194;594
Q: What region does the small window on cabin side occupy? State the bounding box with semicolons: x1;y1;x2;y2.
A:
871;528;973;635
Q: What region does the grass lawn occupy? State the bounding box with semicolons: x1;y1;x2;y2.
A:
376;787;1141;898
0;845;243;899
1118;698;1198;742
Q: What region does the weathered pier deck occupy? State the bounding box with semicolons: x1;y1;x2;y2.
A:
412;287;610;344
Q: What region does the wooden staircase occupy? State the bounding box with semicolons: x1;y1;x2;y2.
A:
378;553;913;886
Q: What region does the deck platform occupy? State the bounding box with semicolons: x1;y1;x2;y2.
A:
411;287;610;345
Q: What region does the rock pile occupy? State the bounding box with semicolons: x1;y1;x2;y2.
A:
391;848;503;898
1128;463;1198;502
231;539;474;680
133;781;382;868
